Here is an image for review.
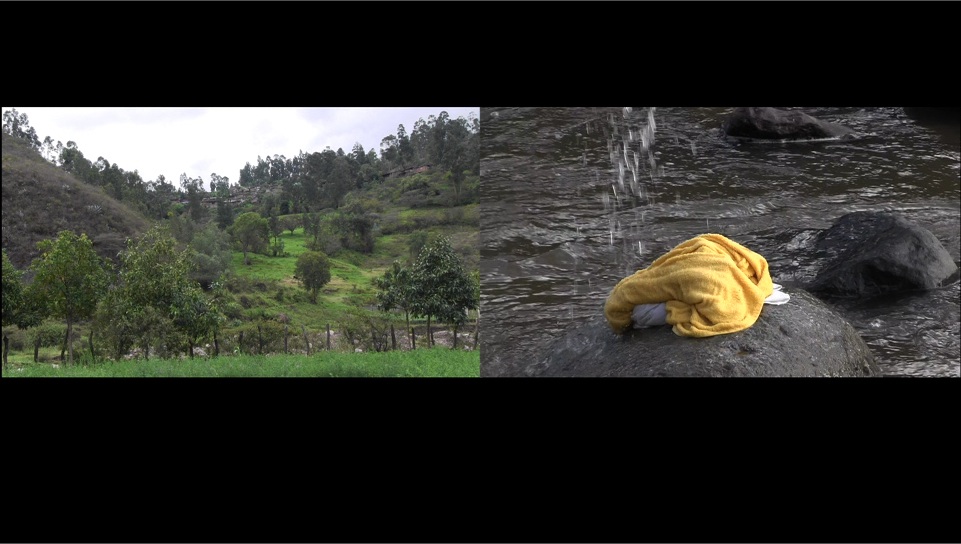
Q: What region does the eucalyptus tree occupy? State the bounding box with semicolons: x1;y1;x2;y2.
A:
2;108;41;149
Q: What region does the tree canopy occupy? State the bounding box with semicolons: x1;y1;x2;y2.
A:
294;250;332;304
29;231;110;365
229;212;269;266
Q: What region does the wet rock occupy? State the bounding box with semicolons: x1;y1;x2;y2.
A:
723;107;854;140
809;212;958;296
533;288;879;377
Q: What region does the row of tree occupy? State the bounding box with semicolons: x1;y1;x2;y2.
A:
2;226;478;365
2;227;225;366
376;237;479;350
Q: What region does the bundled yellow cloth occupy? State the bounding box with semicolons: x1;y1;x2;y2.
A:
604;234;774;337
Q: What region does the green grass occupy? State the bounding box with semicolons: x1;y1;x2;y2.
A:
1;347;479;377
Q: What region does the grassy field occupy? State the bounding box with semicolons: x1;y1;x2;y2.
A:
226;214;479;331
1;347;479;377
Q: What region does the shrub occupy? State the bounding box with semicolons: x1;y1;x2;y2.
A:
26;322;66;350
230;321;285;355
3;326;28;351
223;301;245;320
443;207;465;225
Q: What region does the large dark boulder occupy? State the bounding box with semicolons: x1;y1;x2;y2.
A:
809;212;958;296
533;288;879;377
724;107;854;140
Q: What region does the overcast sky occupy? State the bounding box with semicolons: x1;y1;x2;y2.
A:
3;107;478;186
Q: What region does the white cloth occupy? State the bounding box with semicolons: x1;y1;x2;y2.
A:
631;283;789;329
764;283;790;305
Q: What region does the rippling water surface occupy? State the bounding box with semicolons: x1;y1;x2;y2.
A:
480;107;960;377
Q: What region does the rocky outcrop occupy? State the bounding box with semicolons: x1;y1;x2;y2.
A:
723;107;854;141
809;212;958;296
534;288;879;377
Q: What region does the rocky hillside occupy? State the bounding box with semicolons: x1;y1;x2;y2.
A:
1;133;152;271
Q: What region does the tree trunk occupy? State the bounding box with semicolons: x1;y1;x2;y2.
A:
426;315;432;348
390;323;396;351
452;323;458;350
214;330;219;357
474;308;480;350
189;338;194;359
2;334;8;367
60;327;67;364
238;331;245;355
405;311;411;350
243;249;250;266
302;325;310;356
66;320;74;365
89;330;96;362
284;325;288;354
326;323;331;351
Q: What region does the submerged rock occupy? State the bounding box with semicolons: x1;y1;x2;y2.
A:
723;107;854;141
534;288;879;377
809;212;958;296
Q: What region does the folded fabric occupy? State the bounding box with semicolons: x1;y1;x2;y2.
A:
606;233;774;337
631;283;790;329
632;302;669;328
765;283;790;305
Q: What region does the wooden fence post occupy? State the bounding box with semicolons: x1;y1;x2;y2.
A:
302;325;310;356
411;327;415;350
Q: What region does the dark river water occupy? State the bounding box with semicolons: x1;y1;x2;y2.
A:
479;107;960;377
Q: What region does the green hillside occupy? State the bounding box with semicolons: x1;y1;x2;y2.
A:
2;126;479;367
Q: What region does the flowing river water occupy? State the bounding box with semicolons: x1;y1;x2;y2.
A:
479;107;960;377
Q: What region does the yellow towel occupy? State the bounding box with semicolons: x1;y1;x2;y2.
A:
604;234;774;337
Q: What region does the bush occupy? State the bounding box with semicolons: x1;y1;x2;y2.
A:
225;275;253;293
2;326;28;351
443;207;465;225
306;236;341;256
412;215;439;230
229;321;286;355
398;191;430;209
336;306;396;353
27;322;67;349
223;301;245;320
